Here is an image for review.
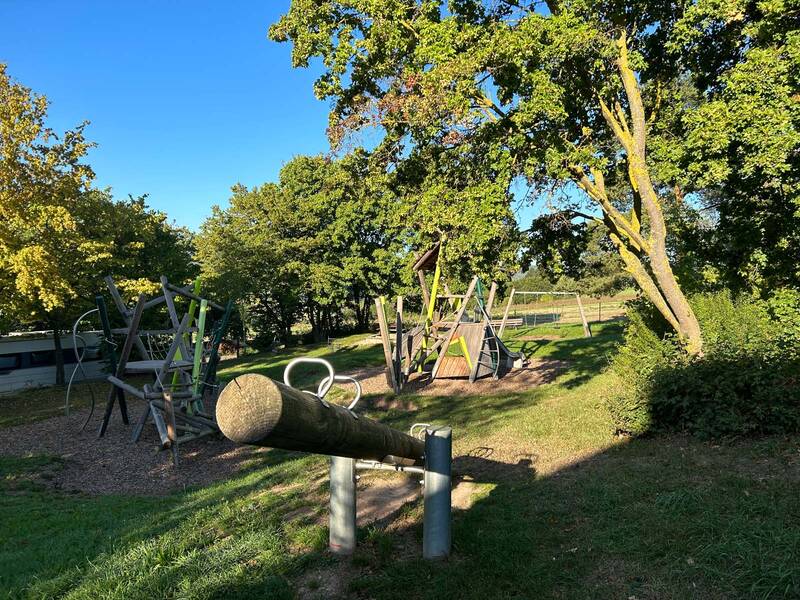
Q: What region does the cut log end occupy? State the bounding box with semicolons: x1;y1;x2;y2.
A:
216;372;425;464
216;373;284;445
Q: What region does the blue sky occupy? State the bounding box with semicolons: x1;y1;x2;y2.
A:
0;1;539;231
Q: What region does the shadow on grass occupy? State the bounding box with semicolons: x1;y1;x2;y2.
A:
504;321;625;390
347;437;800;599
0;447;327;598
6;322;798;598
4;431;799;598
219;342;384;387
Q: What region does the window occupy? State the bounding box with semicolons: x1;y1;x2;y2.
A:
0;354;20;373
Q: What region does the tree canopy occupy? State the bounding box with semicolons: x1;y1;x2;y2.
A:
0;64;196;382
270;0;799;355
196;152;405;342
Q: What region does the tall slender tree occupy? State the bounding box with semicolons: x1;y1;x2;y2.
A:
270;0;797;355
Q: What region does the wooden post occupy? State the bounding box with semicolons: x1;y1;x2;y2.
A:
375;297;397;392
191;299;208;397
98;294;146;437
154;314;191;390
395;296;403;390
163;391;179;466
96;295;127;416
576;294;592;338
417;270;430;312
486;281;498;315
198;298;234;408
498;287;515;339
160;276;191;359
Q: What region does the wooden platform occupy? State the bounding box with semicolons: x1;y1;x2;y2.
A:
124;359;193;373
435;356;470;378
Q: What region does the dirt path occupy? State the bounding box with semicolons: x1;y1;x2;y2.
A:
347;357;568;399
0;402;268;496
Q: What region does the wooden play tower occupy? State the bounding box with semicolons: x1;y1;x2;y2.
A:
375;242;527;393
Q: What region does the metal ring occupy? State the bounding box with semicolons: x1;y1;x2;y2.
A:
284;357;336;400
318;375;362;410
409;423;432;439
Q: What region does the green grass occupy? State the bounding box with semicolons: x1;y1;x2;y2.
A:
0;382;96;428
219;333;384;383
1;323;798;598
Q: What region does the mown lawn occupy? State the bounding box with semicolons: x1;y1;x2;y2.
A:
1;323;798;599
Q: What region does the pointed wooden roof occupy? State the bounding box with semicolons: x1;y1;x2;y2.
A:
412;242;440;272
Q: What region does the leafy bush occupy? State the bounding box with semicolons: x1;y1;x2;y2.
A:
607;289;800;438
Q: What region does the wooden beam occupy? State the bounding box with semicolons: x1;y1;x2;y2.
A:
216;373;425;464
417;270;431;311
576;294;592;338
160;276;191;360
498;287;515;339
375;297;397;392
154;313;191;389
165;281;225;311
163;391;179;466
107;375;145;400
141;283;192;311
395;296;403;390
104;276;150;359
98;293;146;437
486;282;498;314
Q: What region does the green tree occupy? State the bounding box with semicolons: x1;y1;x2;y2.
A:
197;153;404;343
522;218;631;296
0;64;195;381
197;182;303;343
662;0;800;293
391;143;521;287
268;0;798;355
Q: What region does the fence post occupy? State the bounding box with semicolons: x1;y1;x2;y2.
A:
329;456;357;555
423;426;452;560
575;294;592;338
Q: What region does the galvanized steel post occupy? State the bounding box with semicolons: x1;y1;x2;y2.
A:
329;456;357;555
423;426;452;559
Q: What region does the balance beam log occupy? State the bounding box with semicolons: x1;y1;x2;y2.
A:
216;373;424;465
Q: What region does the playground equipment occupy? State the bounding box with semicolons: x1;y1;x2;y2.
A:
498;289;592;338
375;241;528;393
69;275;234;464
216;357;452;559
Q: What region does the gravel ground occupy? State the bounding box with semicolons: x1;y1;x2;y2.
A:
0;397;268;496
0;359;564;496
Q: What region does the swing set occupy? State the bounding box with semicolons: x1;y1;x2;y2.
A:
497;289;592;338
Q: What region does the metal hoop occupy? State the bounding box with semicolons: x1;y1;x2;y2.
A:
283;357;337;403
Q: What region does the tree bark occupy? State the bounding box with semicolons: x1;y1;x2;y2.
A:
51;321;65;386
573;32;704;355
614;33;703;355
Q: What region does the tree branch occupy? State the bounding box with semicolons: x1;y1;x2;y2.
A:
616;31;646;156
568;164;649;253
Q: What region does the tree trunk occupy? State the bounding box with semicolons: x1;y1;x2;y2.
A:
309;305;324;343
52;322;65;386
357;297;371;331
573;32;704;355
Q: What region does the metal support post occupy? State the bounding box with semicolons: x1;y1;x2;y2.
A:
329;456;357;555
423;426;452;560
